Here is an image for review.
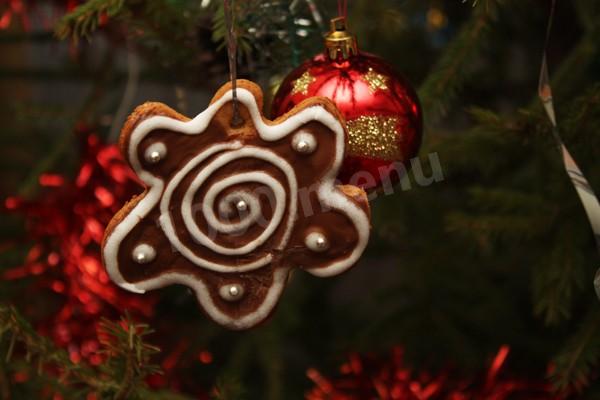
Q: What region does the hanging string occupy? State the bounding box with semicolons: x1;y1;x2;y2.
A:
223;0;243;127
337;0;348;18
537;0;600;299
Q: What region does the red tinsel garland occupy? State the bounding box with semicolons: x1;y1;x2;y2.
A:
0;0;79;31
3;133;155;363
306;346;560;400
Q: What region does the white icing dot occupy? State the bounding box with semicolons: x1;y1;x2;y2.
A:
219;283;245;302
236;200;248;212
292;131;317;154
144;142;167;164
305;231;329;252
132;243;156;264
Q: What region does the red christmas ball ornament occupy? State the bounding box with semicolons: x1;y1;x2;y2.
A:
272;17;422;192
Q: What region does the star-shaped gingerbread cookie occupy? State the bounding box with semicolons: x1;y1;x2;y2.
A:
102;80;371;330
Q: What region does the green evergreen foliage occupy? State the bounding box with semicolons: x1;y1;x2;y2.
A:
551;308;600;392
1;0;599;398
418;1;501;121
56;0;126;41
0;306;164;399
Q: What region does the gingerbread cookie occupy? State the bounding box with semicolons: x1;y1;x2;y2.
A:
102;80;371;330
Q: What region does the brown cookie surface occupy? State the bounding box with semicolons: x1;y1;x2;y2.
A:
102;80;371;330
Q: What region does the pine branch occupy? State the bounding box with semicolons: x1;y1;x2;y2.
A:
134;0;214;67
211;1;291;63
532;227;588;325
431;127;515;179
573;0;600;31
0;304;103;394
541;5;600;106
466;187;552;214
211;1;256;56
418;1;503;123
562;83;600;149
98;315;162;400
550;307;600;393
445;212;550;249
0;305;162;399
55;0;126;42
467;106;549;138
444;187;555;248
430;106;554;183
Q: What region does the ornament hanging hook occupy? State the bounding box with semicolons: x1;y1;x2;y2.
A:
223;0;244;127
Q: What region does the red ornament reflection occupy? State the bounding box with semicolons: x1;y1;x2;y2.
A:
272;52;422;192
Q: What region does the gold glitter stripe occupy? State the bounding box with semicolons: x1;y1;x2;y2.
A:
346;115;402;161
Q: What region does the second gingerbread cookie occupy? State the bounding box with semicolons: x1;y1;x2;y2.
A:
102;80;371;330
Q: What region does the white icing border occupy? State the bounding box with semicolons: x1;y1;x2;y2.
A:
102;87;370;329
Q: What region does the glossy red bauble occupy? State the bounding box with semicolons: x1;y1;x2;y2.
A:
272;51;422;192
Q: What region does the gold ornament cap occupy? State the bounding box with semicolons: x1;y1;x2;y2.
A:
325;17;358;60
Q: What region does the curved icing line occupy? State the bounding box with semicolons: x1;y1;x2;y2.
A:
185;172;286;256
179;147;297;263
159;145;297;272
193;172;286;250
102;88;369;329
210;190;263;234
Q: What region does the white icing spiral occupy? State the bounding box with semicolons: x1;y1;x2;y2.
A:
159;143;298;273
